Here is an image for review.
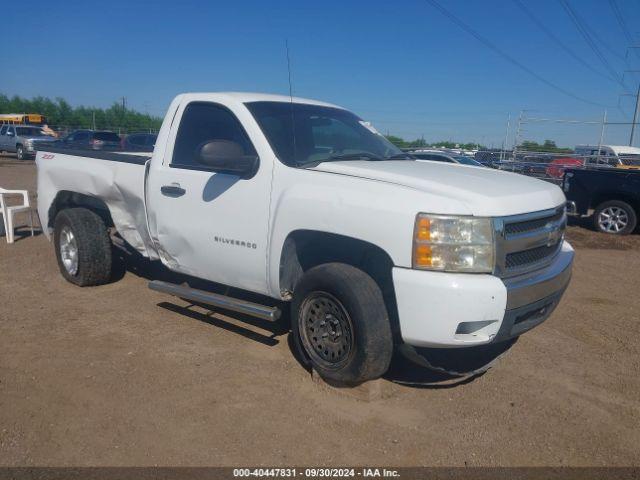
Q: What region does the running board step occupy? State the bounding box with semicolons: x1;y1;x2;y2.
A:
148;280;281;322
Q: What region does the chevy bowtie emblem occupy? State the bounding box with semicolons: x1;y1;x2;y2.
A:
546;229;561;247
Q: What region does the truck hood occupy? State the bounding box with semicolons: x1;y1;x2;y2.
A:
310;160;565;217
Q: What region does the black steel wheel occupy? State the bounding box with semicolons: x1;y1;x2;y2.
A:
298;292;354;370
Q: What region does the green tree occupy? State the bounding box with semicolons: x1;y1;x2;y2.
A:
0;93;163;132
385;135;487;151
519;139;572;153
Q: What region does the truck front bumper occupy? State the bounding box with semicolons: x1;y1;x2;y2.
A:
392;240;574;348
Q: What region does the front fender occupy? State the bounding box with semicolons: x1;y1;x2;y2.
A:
266;164;472;297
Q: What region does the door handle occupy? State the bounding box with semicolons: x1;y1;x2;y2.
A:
161;183;186;197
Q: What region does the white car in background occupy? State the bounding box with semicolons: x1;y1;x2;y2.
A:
409;149;485;167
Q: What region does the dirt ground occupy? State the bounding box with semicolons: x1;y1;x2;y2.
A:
1;155;639;467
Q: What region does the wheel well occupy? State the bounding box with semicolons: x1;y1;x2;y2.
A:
279;230;401;341
591;192;639;214
47;191;114;231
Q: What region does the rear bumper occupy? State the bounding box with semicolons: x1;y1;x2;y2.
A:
392;241;574;347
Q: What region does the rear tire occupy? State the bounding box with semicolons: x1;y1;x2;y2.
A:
291;263;393;385
593;200;637;235
54;208;113;286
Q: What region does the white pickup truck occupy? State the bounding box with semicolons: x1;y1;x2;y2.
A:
36;92;574;384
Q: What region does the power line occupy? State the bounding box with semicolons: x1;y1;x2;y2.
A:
424;0;611;108
558;0;628;63
608;0;640;62
513;0;620;85
579;11;627;63
558;0;630;92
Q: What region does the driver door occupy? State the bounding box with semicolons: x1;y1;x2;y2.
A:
146;100;273;295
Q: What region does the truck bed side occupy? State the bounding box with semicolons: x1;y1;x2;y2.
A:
564;168;640;215
36;149;158;259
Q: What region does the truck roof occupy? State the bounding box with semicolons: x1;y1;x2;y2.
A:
575;144;640;155
178;92;343;109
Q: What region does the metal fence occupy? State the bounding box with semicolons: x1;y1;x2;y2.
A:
475;149;640;185
46;125;159;138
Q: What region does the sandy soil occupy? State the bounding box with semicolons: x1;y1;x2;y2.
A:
1;156;639;466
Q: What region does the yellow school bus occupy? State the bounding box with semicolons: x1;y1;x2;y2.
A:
0;113;48;125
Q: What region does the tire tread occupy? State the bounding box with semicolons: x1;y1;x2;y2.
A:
54;208;112;286
292;263;393;384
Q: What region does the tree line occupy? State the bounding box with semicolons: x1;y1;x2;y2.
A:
517;139;573;153
385;135;572;153
1;94;572;151
0;93;163;132
384;135;487;150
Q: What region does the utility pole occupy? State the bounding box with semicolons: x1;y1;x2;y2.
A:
630;82;640;146
513;110;524;161
597;110;607;164
501;113;510;161
121;97;127;133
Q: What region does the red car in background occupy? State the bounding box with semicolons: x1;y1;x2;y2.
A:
546;157;584;179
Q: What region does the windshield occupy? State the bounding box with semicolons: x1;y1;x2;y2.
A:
245;101;405;166
16;127;45;137
453;155;483;166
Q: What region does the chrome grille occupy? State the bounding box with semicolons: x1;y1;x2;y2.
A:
505;242;562;269
494;206;566;278
503;210;564;236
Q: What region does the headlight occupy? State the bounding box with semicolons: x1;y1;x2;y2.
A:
412;214;494;272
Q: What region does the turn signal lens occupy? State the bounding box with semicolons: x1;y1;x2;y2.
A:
414;244;433;267
416;217;431;241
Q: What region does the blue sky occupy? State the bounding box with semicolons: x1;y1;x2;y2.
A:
4;0;640;147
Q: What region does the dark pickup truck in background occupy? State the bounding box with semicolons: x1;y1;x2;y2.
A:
564;168;640;235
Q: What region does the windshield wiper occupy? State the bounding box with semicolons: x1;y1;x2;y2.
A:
385;153;415;160
327;152;385;161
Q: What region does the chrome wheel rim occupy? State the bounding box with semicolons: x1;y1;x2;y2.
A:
59;226;79;275
299;292;354;370
598;207;629;233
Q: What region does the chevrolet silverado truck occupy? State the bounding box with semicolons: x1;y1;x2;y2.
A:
36;92;574;384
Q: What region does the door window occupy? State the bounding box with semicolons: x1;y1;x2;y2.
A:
74;131;90;142
128;135;145;146
171;102;256;169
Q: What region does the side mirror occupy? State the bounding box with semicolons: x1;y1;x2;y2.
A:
7;131;14;137
196;140;258;177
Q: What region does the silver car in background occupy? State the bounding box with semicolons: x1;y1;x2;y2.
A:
409;149;485;167
0;125;57;160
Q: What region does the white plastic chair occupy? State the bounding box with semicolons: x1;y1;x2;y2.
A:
0;188;35;244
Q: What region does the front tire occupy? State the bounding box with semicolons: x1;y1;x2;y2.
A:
16;145;24;160
291;263;393;385
593;200;637;235
54;208;113;286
